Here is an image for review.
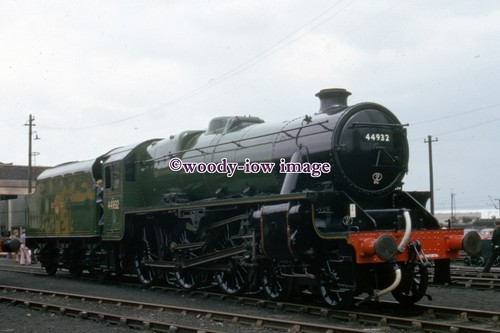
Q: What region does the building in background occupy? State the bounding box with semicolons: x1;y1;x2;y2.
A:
0;163;48;235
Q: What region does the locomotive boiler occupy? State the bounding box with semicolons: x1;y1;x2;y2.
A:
25;88;481;308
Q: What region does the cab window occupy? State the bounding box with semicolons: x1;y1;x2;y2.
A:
104;164;120;190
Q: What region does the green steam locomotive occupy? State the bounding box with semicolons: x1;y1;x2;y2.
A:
25;88;480;308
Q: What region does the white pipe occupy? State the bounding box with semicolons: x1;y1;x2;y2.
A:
397;210;412;253
280;150;302;194
375;267;402;298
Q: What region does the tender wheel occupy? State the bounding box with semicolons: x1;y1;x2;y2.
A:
318;260;353;309
92;268;109;281
63;242;84;277
66;245;83;277
89;247;109;281
261;260;292;301
173;230;200;290
214;225;248;295
44;262;58;276
39;245;58;276
68;265;82;277
134;223;161;286
391;263;429;306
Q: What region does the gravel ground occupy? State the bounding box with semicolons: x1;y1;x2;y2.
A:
0;258;499;332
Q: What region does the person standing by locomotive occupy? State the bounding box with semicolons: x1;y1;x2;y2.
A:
19;230;31;265
483;220;500;273
95;179;104;231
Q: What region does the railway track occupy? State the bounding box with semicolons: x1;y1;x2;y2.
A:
5;259;500;291
441;266;500;289
1;284;499;333
1;260;500;332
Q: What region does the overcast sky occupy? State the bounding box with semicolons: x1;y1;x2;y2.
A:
1;1;499;215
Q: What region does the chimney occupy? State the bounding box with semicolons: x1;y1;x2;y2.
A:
315;88;351;114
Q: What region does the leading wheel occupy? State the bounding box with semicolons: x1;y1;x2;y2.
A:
134;223;161;286
318;260;353;309
391;263;428;306
463;257;471;266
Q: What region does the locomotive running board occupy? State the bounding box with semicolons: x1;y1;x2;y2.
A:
143;245;247;269
125;192;310;215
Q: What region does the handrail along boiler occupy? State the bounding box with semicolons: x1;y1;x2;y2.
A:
25;88;481;308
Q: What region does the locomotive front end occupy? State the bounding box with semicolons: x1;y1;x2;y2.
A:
323;90;409;197
309;89;481;307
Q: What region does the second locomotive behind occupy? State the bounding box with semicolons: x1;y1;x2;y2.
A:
25;88;481;308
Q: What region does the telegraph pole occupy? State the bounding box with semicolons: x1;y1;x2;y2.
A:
25;114;35;193
495;198;500;218
490;196;500;219
451;191;456;222
424;135;438;215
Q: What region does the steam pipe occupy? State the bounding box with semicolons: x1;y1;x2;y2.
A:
397;210;412;253
375;265;402;298
356;264;402;305
280;150;302;194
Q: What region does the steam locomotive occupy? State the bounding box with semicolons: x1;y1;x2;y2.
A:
25;88;481;308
